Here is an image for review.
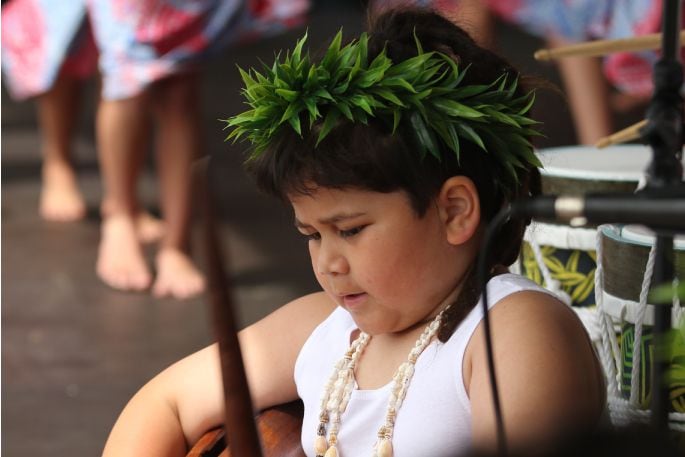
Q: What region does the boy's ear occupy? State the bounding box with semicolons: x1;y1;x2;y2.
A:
437;176;481;245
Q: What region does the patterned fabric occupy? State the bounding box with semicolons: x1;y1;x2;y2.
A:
620;324;685;414
484;0;666;96
520;242;597;308
1;1;97;99
1;0;310;100
378;0;674;97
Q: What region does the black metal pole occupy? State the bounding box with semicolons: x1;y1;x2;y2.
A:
650;236;675;430
643;0;683;430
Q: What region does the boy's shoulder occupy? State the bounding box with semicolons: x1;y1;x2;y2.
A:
467;277;596;384
489;285;580;332
467;282;605;449
269;291;338;330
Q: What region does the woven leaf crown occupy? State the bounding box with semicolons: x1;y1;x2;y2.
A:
225;29;542;186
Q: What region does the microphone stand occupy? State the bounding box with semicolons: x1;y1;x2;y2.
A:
639;0;683;431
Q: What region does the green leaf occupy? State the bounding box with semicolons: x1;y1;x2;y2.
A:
439;58;469;90
368;51;392;72
447;123;460;159
238;67;257;87
355;109;368;125
432;99;484;119
385;53;433;81
347;45;364;84
321;29;343;69
332;80;350;95
496;73;508;92
275;88;299;102
417;61;444;85
518;91;536;115
357;59;391;88
292;30;308;62
279;102;302;125
373;88;405;106
287;113;302;135
413;28;424;55
350;95;374;115
485;109;520;127
358;32;368;67
505;77;518;98
304;97;320;124
337;101;353;120
451;83;492;99
455;123;486;150
316;109;341;146
392;109;401;133
410;112;440;160
431;118;460;158
314;88;334;101
381;77;417;93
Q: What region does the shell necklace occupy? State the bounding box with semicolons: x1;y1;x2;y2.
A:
313;308;445;457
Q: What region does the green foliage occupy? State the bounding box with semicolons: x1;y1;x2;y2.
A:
649;282;685;304
224;29;542;188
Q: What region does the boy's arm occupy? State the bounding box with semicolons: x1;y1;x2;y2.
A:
102;292;336;456
466;291;605;454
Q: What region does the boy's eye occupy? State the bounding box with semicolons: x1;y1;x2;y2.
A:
340;226;365;238
303;232;320;241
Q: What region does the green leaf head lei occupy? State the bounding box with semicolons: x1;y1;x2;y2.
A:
224;29;542;196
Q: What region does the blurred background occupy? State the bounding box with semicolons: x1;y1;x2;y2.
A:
1;1;645;456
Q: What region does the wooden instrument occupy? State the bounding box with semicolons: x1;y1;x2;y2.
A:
196;157;262;456
595;120;648;149
186;401;305;457
534;31;685;61
191;157;305;457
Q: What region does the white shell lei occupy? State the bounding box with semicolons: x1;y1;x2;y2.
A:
314;311;445;457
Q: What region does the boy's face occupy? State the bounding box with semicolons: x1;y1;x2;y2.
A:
290;186;469;335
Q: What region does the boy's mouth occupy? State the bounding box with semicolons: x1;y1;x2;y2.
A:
341;292;367;308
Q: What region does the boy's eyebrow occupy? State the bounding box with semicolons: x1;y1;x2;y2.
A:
294;212;367;228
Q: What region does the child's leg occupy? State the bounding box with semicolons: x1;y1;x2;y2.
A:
135;211;166;244
99;127;165;244
149;73;206;299
547;35;613;145
96;94;153;291
37;72;87;221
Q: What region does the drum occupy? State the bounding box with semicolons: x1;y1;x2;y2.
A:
599;224;685;413
520;145;652;308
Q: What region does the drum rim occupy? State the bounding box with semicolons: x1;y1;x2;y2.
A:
524;222;597;250
537;145;651;182
601;290;682;327
600;224;685;249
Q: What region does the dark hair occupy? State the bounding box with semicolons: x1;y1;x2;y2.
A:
245;8;541;341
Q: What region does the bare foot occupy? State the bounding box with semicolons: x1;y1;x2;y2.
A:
152;248;206;299
135;212;165;244
96;214;152;291
40;161;86;221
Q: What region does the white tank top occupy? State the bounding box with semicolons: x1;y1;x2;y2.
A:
294;274;554;457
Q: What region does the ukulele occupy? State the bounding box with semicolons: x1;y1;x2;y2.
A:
186;400;305;457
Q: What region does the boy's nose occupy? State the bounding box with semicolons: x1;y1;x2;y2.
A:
316;243;349;276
